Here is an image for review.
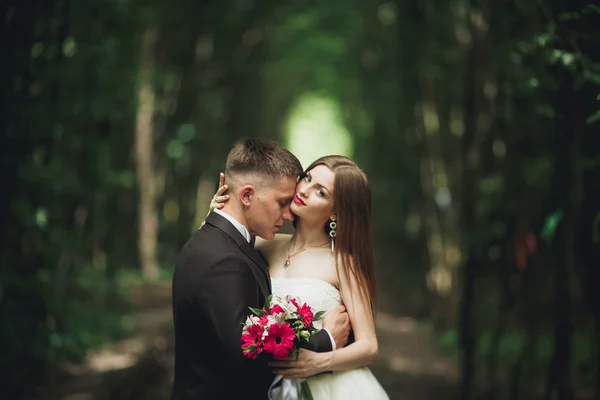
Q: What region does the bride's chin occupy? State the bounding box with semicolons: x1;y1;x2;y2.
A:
290;203;302;214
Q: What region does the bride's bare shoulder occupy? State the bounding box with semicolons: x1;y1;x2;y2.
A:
255;233;291;257
273;233;293;242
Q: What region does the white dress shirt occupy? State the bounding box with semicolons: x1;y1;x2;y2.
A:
209;208;337;350
212;208;252;243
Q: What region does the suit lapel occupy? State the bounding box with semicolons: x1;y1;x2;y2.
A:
205;212;271;296
238;242;272;293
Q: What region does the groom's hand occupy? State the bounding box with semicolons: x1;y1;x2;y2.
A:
322;305;350;349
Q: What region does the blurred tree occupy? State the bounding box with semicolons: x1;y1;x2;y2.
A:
135;24;160;280
1;0;599;398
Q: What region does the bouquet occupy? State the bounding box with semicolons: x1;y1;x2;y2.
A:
240;294;325;360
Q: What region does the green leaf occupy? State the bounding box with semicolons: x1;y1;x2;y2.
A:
243;345;257;355
584;70;600;86
62;37;77;58
557;11;579;21
587;110;600;125
264;295;273;308
313;311;326;321
541;210;563;244
249;307;266;317
300;381;314;400
582;4;600;14
35;208;48;228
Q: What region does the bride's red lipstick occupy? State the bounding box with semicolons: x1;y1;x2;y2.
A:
293;195;306;206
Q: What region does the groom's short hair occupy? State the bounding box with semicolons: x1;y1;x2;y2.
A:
225;139;302;190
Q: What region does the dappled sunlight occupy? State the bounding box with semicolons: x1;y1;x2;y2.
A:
81;333;167;374
426;266;453;296
285;93;353;168
373;312;459;397
386;355;458;379
86;348;139;373
375;312;459;380
50;305;174;400
377;313;418;333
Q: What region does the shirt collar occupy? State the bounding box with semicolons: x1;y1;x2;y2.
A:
212;208;252;244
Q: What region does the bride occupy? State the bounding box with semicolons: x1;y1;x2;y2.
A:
210;155;388;399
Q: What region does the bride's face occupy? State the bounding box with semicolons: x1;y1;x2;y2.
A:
291;165;335;225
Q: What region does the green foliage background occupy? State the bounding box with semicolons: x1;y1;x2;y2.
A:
1;0;599;398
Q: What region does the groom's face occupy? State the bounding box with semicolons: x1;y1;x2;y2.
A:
246;176;296;239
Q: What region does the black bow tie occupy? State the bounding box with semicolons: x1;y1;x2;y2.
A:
250;236;256;248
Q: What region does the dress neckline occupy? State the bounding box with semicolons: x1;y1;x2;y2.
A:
270;276;340;293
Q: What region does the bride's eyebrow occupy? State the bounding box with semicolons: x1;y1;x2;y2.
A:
316;181;331;194
308;172;332;193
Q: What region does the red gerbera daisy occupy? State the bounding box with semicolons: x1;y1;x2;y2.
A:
296;302;315;327
241;324;264;359
263;322;295;359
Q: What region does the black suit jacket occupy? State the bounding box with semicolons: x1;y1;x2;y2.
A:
171;212;333;400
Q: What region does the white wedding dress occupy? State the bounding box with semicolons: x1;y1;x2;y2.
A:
269;277;389;400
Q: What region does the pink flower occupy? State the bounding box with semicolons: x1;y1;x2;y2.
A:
259;314;269;325
241;324;264;359
296;302;315;326
263;322;295;359
269;304;285;315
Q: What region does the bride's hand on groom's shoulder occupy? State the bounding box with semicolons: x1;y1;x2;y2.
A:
269;349;331;379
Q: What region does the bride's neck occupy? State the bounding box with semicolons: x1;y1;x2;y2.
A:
292;220;330;249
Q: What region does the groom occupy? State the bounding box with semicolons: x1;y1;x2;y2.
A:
171;139;350;399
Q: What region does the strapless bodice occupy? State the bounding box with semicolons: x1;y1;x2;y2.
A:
270;277;342;330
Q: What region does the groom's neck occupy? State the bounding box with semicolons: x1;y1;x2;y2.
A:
219;204;250;231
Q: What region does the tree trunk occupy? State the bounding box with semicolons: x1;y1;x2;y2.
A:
0;1;54;396
134;26;159;280
581;120;600;400
458;0;483;395
544;68;574;400
485;240;513;398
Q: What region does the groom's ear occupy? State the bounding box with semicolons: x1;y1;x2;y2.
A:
240;185;254;206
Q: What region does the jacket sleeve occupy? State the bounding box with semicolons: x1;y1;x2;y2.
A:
192;253;266;372
308;329;333;353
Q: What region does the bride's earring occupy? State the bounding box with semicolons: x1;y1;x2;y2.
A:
329;218;337;253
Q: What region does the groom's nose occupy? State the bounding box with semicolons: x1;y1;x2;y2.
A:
282;207;294;222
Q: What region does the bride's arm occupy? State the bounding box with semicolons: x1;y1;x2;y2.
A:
323;262;378;371
270;261;378;377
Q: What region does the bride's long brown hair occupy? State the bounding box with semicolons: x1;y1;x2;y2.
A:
302;155;376;316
